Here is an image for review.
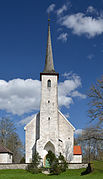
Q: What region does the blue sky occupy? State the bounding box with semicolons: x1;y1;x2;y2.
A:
0;0;103;143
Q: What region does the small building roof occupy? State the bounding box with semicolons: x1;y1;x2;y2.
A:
0;145;13;155
73;146;82;155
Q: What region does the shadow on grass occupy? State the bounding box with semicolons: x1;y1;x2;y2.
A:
81;163;92;176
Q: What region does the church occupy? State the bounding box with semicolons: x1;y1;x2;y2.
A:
24;21;82;165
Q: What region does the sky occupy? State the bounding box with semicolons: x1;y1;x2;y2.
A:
0;0;103;144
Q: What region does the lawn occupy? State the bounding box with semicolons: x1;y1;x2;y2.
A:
0;161;103;179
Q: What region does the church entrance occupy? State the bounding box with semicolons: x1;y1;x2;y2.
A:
44;141;55;167
45;157;50;168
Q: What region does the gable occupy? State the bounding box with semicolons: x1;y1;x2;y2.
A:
0;145;13;155
24;112;40;130
58;110;75;131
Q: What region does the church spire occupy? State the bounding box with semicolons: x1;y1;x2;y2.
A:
43;18;55;73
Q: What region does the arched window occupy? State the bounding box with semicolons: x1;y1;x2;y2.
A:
47;79;51;87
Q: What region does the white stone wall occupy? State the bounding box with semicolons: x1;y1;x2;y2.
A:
70;155;82;163
24;74;76;164
0;164;28;170
0;153;12;163
68;163;87;169
37;75;59;159
24;115;36;163
0;163;87;170
58;110;75;162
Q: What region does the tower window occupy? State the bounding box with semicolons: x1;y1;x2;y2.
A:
47;79;51;87
48;117;50;120
48;100;50;103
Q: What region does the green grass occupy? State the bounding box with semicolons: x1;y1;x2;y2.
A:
0;161;103;179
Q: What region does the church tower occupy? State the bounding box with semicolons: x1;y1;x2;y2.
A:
24;19;75;165
37;20;59;159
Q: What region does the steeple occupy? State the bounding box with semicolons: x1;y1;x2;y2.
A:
43;19;55;73
40;18;59;81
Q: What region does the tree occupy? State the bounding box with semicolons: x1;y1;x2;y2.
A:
0;118;16;146
88;76;103;123
46;151;68;175
75;126;103;162
86;76;103;161
0;117;23;163
26;152;42;174
7;132;23;163
46;150;56;167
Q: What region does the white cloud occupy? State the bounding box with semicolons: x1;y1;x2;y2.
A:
87;54;95;60
0;79;41;115
58;73;86;108
0;74;86;115
57;4;68;16
47;4;55;13
57;33;68;42
59;13;103;38
71;91;86;99
62;72;76;79
87;6;98;15
18;114;35;126
75;129;83;135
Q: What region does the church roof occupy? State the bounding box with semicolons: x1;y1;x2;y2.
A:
73;146;82;155
0;145;13;155
58;110;75;130
43;20;56;74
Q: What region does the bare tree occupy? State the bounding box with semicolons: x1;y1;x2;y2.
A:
0;118;23;163
88;76;103;123
75;126;103;162
0;118;16;146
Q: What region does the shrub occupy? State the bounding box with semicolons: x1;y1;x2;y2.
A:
46;151;68;175
50;158;61;175
46;150;56;166
81;163;92;175
58;153;68;172
20;156;25;163
26;152;42;174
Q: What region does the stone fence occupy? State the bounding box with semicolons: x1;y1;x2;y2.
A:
0;164;28;170
68;163;88;169
0;163;88;170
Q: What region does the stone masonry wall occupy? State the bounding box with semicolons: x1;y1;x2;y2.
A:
38;75;59;159
0;163;87;170
24;115;36;163
58;110;74;161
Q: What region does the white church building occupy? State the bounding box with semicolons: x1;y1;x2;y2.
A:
24;21;82;165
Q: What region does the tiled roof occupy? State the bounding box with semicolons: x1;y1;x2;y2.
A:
73;146;82;155
0;145;13;154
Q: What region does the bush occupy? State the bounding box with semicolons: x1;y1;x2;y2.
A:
46;150;56;166
81;163;92;175
50;158;61;175
20;156;25;163
46;151;68;175
58;153;68;172
28;167;42;174
26;152;42;174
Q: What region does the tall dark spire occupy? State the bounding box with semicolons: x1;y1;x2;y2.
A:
40;18;59;81
43;19;55;73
